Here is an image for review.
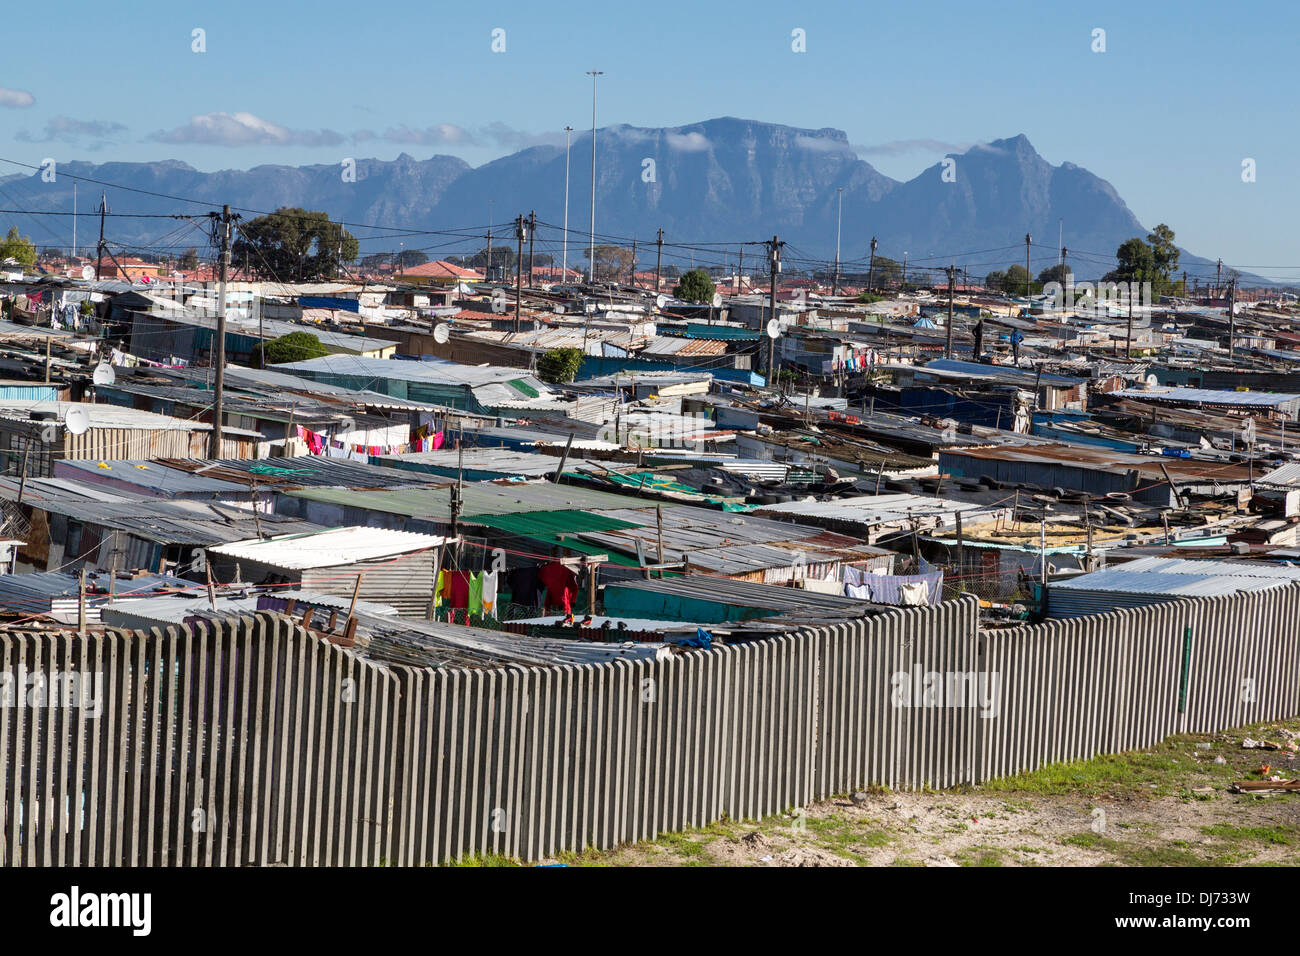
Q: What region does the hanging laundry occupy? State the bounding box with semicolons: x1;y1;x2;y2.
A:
441;570;472;609
480;570;498;616
434;570;445;609
467;572;484;615
505;565;542;607
432;430;445;450
538;562;578;613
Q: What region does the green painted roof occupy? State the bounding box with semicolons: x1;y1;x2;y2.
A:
466;510;645;566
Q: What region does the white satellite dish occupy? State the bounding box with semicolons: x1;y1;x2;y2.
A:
432;323;450;345
39;423;59;443
655;294;667;310
337;415;355;434
81;265;95;281
65;407;91;436
1145;374;1158;387
766;318;781;339
93;363;116;386
711;292;722;308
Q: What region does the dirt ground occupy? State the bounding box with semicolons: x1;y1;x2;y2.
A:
539;718;1300;867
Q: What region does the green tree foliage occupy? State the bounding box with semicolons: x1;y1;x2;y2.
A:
178;247;200;271
1146;224;1180;280
1036;264;1072;286
395;250;429;269
536;347;584;384
870;256;902;288
0;226;37;269
232;208;358;281
1104;237;1159;289
984;269;1007;292
251;331;333;368
673;268;716;304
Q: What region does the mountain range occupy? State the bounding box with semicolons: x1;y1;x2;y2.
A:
0;117;1239;283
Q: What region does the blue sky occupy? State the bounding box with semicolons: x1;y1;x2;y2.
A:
1;0;1296;277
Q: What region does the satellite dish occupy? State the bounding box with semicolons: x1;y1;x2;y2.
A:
1145;374;1158;387
555;305;566;315
432;323;450;345
39;424;59;443
65;407;91;436
766;318;781;339
81;265;94;281
337;415;355;434
655;294;667;310
92;363;115;386
711;292;722;308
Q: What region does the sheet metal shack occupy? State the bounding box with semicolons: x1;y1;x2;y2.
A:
205;526;450;617
0;400;257;476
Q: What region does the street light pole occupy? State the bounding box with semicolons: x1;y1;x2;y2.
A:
833;187;843;296
562;125;573;283
586;70;603;284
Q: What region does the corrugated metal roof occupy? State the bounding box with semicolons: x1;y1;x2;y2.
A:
207;526;448;570
1111;386;1300;407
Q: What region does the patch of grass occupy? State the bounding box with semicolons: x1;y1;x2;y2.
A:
957;845;1006;867
1201;824;1297;846
446;852;523;867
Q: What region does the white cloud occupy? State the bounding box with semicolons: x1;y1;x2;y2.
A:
795;135;852;154
0;87;35;109
854;138;971;157
666;131;710;152
16;116;128;145
147;112;345;147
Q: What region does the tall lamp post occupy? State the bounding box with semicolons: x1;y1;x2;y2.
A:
833;187;843;296
586;70;603;284
562;125;573;283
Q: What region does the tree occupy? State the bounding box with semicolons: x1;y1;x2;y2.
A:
870;256;902;288
0;227;37;269
178;247;200;271
1146;224;1180;280
536;347;584;384
1003;264;1035;295
1037;264;1072;286
1105;237;1157;283
395;250;429;269
673;268;716;304
251;331;333;368
584;245;635;282
983;269;1007;292
232;208;358;281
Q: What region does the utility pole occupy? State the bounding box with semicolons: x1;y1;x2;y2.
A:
72;183;77;259
1024;233;1032;296
654;228;663;293
945;264;955;359
527;210;536;287
561;127;573;282
902;252;907;288
514;215;526;333
867;236;878;291
586;70;603;284
1126;270;1136;358
1228;277;1237;362
737;247;743;293
833;187;843;296
210;204;233;458
94;193;106;279
1215;258;1223;296
486;201;493;282
767;236;783;386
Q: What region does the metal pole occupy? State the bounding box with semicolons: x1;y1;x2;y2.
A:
586;70;603;283
562;126;572;281
833;187;842;296
211;204;231;458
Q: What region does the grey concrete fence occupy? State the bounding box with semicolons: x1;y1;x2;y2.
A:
3;584;1298;865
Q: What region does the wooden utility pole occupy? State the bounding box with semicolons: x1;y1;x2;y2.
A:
94;193;107;280
867;236;878;291
210;204;233;458
1024;233;1032;296
1228;278;1237;362
527;210;536;287
654;228;664;293
629;238;637;288
767;236;782;386
514;215;526;333
945;264;955;358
